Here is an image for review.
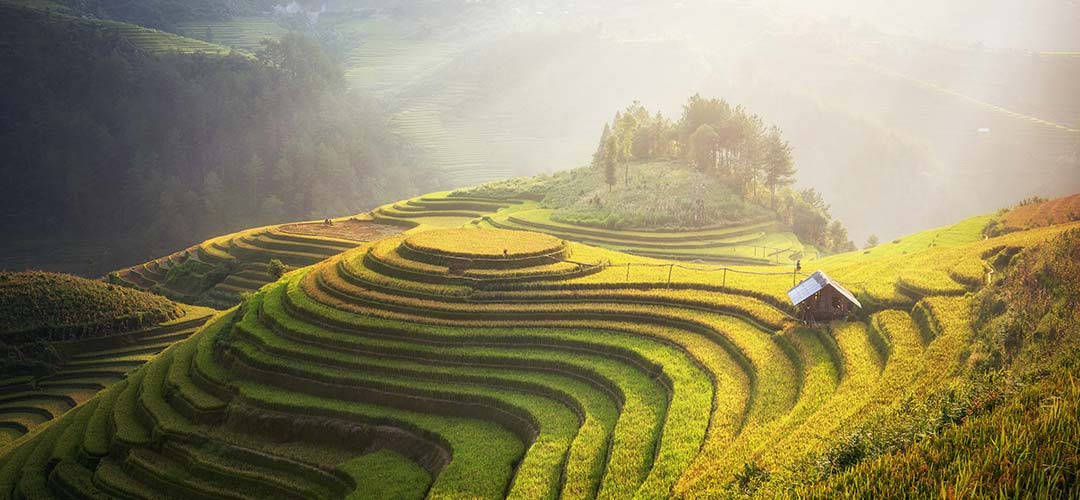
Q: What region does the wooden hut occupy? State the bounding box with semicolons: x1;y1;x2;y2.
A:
787;270;861;322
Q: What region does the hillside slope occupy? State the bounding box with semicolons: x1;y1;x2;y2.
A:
3;195;1077;499
0;1;440;275
0;272;214;449
110;215;405;309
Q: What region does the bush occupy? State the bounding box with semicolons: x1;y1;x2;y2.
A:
0;271;180;342
202;260;240;289
267;259;287;280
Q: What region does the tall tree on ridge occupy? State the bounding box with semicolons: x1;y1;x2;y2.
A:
603;137;617;190
592;123;611;169
688;123;720;173
762;126;796;209
616;111;639;185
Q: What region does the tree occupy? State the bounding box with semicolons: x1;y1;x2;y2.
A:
762;126;796;209
239;154;264;216
826;220;853;253
631;125;655;161
267;259;286;280
603;138;617;189
688;123;720;172
256;33;343;94
731;114;765;199
864;234;880;249
615;112;639;184
678;94;733;146
592;124;611;168
791;188;831;245
649;111;672;158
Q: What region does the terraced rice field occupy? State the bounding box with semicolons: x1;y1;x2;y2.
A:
274;14;471;101
113;217;404;309
5;204;1070;499
371;192;815;266
99;20;232;55
481;209;812;265
175;17;287;53
0;307;214;449
370;193;529;229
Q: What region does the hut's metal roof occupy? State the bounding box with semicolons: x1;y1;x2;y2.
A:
787;270;862;308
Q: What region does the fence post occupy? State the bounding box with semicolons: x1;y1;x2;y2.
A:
667;264;673;288
626;263;631;281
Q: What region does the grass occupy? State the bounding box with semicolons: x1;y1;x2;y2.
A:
457;162;773;231
789;354;1080;499
341;450;432;500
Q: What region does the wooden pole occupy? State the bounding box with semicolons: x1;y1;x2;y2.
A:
667;264;673;288
626;263;631;281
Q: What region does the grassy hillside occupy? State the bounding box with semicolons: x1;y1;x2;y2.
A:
464;161;772;230
1000;192;1080;231
0;271;215;450
2;190;1077;498
0;272;182;342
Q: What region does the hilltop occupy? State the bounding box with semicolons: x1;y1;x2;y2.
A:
0;272;182;343
2;189;1077;499
454;96;855;259
0;271;214;449
459;161;771;230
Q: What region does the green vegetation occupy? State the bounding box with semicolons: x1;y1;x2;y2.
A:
453;97;853;256
0;272;181;342
0;2;440;272
0;271;213;448
52;0;276;31
2;1;1077;496
110;217;403;309
5;201;1075;498
780;227;1080;498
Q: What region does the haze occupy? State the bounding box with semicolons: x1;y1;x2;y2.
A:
307;0;1079;243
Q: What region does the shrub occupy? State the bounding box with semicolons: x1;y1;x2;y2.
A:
267;259;287;280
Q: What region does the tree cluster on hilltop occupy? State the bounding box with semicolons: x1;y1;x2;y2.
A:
591;95;855;252
0;5;440;270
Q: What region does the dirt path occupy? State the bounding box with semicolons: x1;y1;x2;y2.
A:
279;219;405;242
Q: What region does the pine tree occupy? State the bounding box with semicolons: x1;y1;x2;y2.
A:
603;138;617;189
592;124;611;168
762;126;796;209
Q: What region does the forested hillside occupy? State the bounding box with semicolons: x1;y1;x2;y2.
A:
0;2;441;272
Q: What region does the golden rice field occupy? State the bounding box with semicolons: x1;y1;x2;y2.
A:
3;189;1077;499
